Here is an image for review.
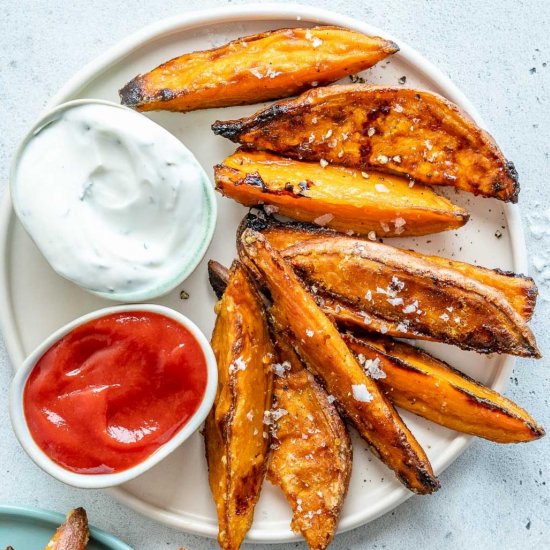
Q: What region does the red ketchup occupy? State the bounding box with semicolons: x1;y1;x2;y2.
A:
24;311;207;474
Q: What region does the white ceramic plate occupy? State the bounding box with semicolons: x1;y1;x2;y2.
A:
0;3;528;544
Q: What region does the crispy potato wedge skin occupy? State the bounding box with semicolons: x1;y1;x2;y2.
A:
204;263;274;550
344;333;545;443
213;85;519;202
238;229;439;494
120;27;397;113
44;508;89;550
268;338;352;550
241;213;537;322
216;150;468;237
281;237;539;357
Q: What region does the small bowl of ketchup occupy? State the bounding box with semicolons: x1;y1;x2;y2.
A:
9;304;217;488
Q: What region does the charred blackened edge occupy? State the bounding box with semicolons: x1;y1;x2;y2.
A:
504;160;520;203
119;76;146;108
212;102;295;141
453;386;545;439
208;260;230;300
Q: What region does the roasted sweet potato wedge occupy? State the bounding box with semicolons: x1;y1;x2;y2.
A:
344;333;545;443
268;338;352;549
238;229;439;494
120;27;397;113
240;212;537;321
207;261;543;444
45;508;89;550
278;237;539;356
204;263;274;550
213;85;519;202
216;149;468;237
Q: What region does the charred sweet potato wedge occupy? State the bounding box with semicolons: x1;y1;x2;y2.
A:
238;229;439;494
206;260;543;444
216;150;468;237
240;213;537;321
213;85;519;202
204;263;274;550
268;338;352;550
282;237;539;357
344;333;545;443
45;508;89;550
120;27;397;113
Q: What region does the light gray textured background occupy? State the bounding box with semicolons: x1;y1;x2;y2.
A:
1;1;549;549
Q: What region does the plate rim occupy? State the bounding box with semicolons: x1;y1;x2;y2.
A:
0;1;528;543
0;505;133;549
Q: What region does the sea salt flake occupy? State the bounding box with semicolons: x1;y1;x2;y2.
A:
325;129;333;139
229;357;246;373
319;158;329;168
393;155;402;163
367;231;377;241
361;171;370;179
367;127;376;137
359;312;372;324
377;155;389;164
380;326;389;334
387;297;404;306
246;410;254;421
308;133;315;143
263;204;279;215
313;213;334;226
454;316;461;324
440;313;450;321
352;384;374;403
380;221;391;232
249;67;263;79
364;358;386;380
375;183;390;193
312;37;323;48
327;395;336;404
402;300;418;314
394;104;404;113
396;321;409;333
446;306;454;312
425;139;433;151
305;29;312;39
272;360;292;377
306;329;314;337
365;289;373;301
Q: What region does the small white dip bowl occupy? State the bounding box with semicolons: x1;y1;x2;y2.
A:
9;304;217;489
10;99;217;302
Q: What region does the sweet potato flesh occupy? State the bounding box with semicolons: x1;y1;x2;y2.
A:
120;27;397;113
241;213;537;321
213;85;519;202
204;264;274;550
216;150;468;237
238;229;439;494
268;339;352;550
282;237;539;357
344;334;545;443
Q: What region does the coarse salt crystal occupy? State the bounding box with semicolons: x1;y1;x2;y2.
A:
380;325;388;334
365;289;373;301
325;129;333;139
327;394;336;404
263;204;279;215
375;183;390;193
319;158;329;168
394;104;404;112
364;358;386;380
367;127;376;137
454;316;461;324
388;297;404;306
246;410;254;421
361;171;370;179
249;67;263;79
229;357;246;373
377;155;389;164
425;139;433;150
272;360;292;377
305;29;312;39
396;321;409;333
368;231;377;241
312;37;323;48
393;155;402;163
306;329;314;337
380;222;391;232
352;384;374;403
440;313;450;321
313;213;334;226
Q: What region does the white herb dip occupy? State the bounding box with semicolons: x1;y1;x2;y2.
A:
12;101;215;300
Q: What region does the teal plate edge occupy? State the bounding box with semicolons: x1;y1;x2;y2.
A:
0;505;134;550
